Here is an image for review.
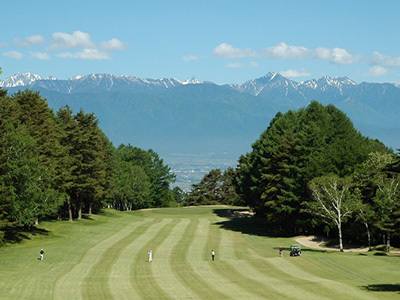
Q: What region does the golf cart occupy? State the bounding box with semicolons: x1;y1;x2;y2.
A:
290;244;301;256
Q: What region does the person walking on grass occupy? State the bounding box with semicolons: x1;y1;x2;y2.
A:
148;250;152;262
279;246;283;257
39;249;44;261
211;249;215;261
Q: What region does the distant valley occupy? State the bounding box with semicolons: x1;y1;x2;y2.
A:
2;72;399;189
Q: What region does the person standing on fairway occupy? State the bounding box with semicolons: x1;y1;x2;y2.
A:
39;249;44;261
211;249;215;261
279;247;283;257
148;250;152;262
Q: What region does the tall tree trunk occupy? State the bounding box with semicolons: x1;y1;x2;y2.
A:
89;203;92;214
35;216;39;225
338;222;344;252
364;222;371;251
68;199;73;222
78;200;82;220
386;232;391;252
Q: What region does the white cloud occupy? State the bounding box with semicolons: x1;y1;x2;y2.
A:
250;61;259;67
26;35;45;45
183;54;199;61
29;51;50;60
366;66;388;77
2;50;23;59
263;42;308;60
280;69;311;77
13;35;45;47
49;31;94;50
100;38;127;51
12;38;28;47
57;49;109;60
213;43;256;58
226;62;242;68
314;47;359;65
213;42;358;65
371;51;400;67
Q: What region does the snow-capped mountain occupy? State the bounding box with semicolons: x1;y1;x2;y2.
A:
0;73;203;93
229;72;298;96
1;72;399;154
0;73;44;87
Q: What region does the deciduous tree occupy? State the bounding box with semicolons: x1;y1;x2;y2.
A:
305;174;355;252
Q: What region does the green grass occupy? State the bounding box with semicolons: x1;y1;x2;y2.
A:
0;206;399;299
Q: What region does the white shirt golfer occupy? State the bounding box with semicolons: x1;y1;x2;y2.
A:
148;250;152;262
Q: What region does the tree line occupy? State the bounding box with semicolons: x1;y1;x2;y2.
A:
186;101;400;250
0;88;177;243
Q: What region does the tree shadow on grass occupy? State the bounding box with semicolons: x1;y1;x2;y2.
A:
213;208;278;237
3;226;50;244
213;208;337;254
81;214;94;220
363;284;400;294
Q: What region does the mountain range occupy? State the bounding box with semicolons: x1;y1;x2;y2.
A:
1;72;399;158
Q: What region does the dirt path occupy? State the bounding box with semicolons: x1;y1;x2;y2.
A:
295;236;369;252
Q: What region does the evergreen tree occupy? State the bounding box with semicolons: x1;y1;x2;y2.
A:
220;167;241;205
72;109;109;218
0;91;18;240
187;168;240;206
187;169;223;205
172;187;186;205
235;101;382;232
55;106;79;221
12;90;64;223
56;107;113;219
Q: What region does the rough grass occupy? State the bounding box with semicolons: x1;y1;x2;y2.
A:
0;207;399;299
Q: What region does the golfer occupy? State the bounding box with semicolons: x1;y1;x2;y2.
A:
148;250;152;262
279;247;283;257
211;249;215;261
39;249;44;261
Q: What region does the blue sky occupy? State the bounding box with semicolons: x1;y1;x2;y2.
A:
1;0;400;85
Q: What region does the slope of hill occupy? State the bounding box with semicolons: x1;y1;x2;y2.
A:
1;72;399;158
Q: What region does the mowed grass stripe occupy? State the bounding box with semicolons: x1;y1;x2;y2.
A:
187;218;258;299
170;218;231;299
208;219;287;299
130;218;179;299
241;252;326;299
214;216;340;299
109;217;171;300
186;217;209;262
3;207;400;300
81;217;156;299
151;218;200;299
265;257;378;300
1;212;135;300
218;221;349;299
54;216;146;300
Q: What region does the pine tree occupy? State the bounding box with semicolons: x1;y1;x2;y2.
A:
236;101;382;232
12;90;64;223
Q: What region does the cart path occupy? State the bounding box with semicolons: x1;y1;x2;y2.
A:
295;236;369;252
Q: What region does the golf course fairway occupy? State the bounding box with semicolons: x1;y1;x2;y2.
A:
0;206;399;299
